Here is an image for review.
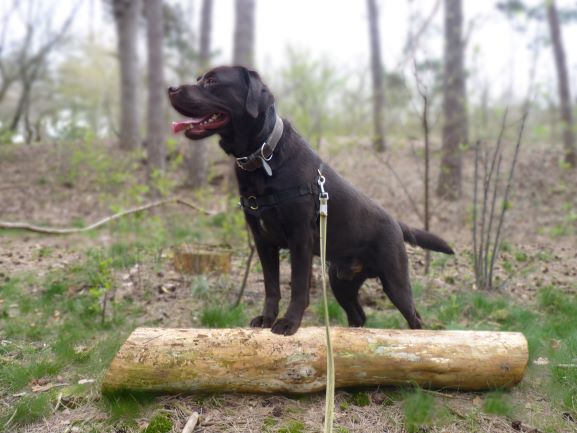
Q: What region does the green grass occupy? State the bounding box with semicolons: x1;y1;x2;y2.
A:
200;304;246;328
349;391;371;407
0;393;53;428
402;388;438;433
0;248;139;430
482;391;513;416
142;412;173;433
277;420;305;433
313;298;347;326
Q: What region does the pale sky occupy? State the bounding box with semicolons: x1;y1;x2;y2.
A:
5;0;577;103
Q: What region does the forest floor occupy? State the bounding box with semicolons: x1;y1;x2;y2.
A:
1;133;576;433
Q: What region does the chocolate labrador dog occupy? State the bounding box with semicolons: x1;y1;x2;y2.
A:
168;66;454;336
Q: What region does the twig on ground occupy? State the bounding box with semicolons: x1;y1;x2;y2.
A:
0;197;215;234
182;411;200;433
2;408;17;431
234;225;256;308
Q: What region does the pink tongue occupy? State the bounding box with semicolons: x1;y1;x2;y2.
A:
171;118;203;134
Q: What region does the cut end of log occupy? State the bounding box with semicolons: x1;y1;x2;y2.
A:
172;243;231;275
102;327;528;395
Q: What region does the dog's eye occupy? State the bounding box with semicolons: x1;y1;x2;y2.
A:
204;77;217;87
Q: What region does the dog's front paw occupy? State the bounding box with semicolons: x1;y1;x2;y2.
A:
271;318;300;336
250;315;275;328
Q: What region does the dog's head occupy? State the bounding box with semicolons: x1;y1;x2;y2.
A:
168;66;274;144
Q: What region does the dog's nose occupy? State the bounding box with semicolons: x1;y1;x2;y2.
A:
168;86;180;95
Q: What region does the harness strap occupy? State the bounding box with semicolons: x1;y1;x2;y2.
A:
239;183;319;213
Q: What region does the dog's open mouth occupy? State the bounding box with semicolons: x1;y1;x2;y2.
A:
171;112;230;137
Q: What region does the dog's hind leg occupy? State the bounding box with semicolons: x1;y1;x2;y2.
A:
378;252;423;329
328;264;367;327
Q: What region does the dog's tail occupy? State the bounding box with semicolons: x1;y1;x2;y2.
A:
399;222;455;255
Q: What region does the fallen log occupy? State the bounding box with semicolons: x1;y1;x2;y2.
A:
102;327;528;394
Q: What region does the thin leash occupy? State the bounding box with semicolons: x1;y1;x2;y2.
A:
318;169;334;433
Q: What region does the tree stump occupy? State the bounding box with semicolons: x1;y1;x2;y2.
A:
102;327;528;394
172;244;231;274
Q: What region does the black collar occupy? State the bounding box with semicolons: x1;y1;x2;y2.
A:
235;113;284;176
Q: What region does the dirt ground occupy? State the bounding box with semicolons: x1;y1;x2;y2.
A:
1;135;577;433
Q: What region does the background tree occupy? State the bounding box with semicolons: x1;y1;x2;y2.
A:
497;0;577;168
366;0;386;152
0;1;76;142
187;0;213;189
437;0;468;200
226;0;256;193
145;0;166;179
111;0;141;151
233;0;255;67
546;0;576;167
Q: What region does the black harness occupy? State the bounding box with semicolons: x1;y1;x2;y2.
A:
239;183;320;216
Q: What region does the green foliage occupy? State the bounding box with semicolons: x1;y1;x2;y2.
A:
277;420;305;433
482;391;513;416
102;392;154;424
261;416;278;432
142;413;173;433
349;391;371;407
191;275;211;299
275;47;345;148
0;393;53;428
365;312;403;329
53;41;120;139
200;304;246;328
402;388;436;433
313;298;346;326
209;204;247;246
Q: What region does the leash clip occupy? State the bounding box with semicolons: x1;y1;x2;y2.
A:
317;169;329;216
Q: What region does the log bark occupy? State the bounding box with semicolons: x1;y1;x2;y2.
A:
102;327;528;394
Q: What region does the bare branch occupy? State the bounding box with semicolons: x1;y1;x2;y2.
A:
0;198;215;235
398;0;442;69
488;111;528;286
373;152;424;225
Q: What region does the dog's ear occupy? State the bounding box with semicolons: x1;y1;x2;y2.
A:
244;69;274;118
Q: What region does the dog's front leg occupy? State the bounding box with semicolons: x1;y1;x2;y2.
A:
250;236;280;328
271;236;313;336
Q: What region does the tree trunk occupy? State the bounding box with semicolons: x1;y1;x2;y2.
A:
366;0;386;153
437;0;467;200
547;0;576;168
102;327;528;394
226;0;256;193
186;0;213;189
233;0;255;67
113;0;141;151
145;0;166;177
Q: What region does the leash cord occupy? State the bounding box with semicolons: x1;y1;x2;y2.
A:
318;171;334;433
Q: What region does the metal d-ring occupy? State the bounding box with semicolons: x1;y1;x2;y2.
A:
247;196;259;210
260;143;273;161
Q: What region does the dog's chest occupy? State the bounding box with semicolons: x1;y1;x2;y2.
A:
251;210;288;246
